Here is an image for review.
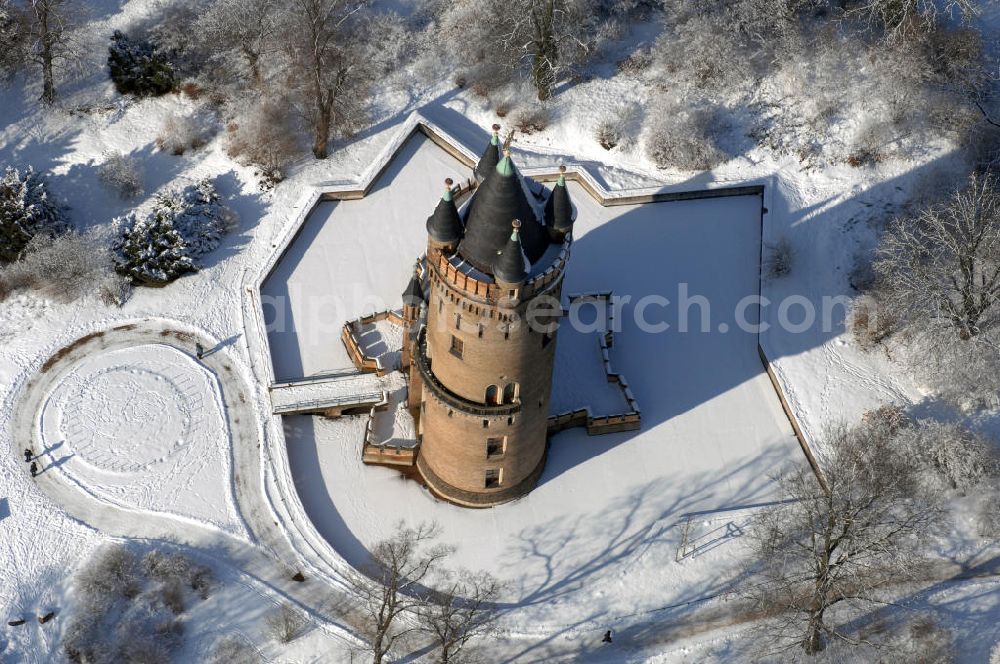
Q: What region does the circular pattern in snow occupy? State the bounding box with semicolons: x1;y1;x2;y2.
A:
59;364;195;473
39;344;244;535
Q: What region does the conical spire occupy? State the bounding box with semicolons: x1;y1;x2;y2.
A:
544;165;575;236
402;273;424;306
426;178;462;244
458;149;550;273
474;124;501;181
494;219;530;284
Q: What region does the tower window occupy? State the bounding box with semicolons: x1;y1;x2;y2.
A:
503;382;519;404
486;437;506;459
450;335;463;358
485;384;499;405
482;419;489;428
455;313;462;329
485;468;501;489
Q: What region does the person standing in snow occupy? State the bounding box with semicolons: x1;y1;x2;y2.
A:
196;343;204;359
29;462;38;478
23;448;32;463
602;630;613;643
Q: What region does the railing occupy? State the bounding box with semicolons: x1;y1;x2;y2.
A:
273;390;385;415
414;327;521;417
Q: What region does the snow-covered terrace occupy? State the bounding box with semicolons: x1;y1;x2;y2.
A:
247;116;811;630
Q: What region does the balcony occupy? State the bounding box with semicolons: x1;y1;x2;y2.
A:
414;327;521;417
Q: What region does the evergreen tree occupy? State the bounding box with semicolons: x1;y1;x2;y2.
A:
113;208;195;286
112;179;235;286
107;30;176;97
167;179;237;257
0;165;67;264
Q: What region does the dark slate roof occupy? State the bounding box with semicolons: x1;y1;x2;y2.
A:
458;155;551;274
426;180;462;244
544;170;575;233
402;274;424;305
494;220;530;284
474;125;501;182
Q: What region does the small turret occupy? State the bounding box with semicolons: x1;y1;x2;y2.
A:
474;124;501;182
402;273;424;322
426;178;462;251
494;219;530;287
544;165;575;242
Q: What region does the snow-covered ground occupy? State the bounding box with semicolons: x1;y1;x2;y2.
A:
3;0;1000;658
38;343;244;535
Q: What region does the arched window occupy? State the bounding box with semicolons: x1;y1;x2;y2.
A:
503;382;519;404
485;384;499;405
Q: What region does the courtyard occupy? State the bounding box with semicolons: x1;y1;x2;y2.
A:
261;132;806;627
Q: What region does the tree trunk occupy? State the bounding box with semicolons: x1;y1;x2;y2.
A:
37;3;55;104
804;607;826;654
312;109;330;158
245;49;262;89
530;0;556;101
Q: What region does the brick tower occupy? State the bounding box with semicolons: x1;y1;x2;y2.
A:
404;134;576;507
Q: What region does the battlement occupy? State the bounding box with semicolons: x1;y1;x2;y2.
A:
430;239;571;306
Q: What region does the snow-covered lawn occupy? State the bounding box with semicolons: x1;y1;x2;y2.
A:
270;134;804;631
38;343;244;534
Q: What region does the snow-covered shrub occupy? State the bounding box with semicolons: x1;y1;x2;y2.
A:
763;237;794;279
266;603;308;643
75;545;141;608
65;545;211;664
0;165;68;263
156;112;208;155
894;419;999;494
0;232;114;303
225;97;300;184
849;293;895;350
97;151;144;199
593;104;638;151
651;12;754;98
510;104;550;135
211;635;261;664
107;30;177;97
847;118;893;167
615;46;651;76
976;493;1000;538
645;107;728;171
113;179;236;286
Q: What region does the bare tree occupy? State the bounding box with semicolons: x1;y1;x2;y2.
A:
847;0;978;45
874;173;1000;341
21;0;79;103
282;0;372;158
417;570;501;664
265;602;309;643
436;0;599;101
746;417;944;655
201;0;277;88
0;0;27;80
347;521;453;664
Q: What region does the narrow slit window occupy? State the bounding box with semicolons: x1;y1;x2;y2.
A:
485;468;501;489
